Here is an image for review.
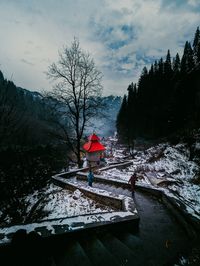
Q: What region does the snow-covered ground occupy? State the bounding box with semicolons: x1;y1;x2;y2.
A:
104;142;200;219
1;137;199;227
0;175;137;245
38;184;114;220
41;186;112;219
0;184;114;226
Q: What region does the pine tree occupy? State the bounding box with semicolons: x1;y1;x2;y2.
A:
181;41;195;73
116;95;128;143
164;50;172;76
149;64;154;76
137;67;148;96
158;58;164;75
127;83;137;150
187;42;195;70
172;53;181;73
0;70;4;83
193;26;200;64
154;61;158;73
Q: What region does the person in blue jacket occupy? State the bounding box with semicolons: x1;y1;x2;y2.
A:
87;169;94;187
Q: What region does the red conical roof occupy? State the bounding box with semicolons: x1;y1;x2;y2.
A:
88;133;100;141
83;133;106;153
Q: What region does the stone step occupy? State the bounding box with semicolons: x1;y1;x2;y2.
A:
56;240;92;266
114;232;142;251
99;232;137;266
79;236;120;266
112;232;148;266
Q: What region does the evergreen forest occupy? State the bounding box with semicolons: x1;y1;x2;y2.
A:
116;27;200;145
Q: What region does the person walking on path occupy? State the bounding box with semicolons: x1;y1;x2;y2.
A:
87;169;94;187
128;172;138;197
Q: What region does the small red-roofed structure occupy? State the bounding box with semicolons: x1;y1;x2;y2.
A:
83;133;106;166
88;134;100;141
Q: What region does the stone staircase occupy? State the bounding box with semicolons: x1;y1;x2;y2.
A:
54;230;145;266
50;177;190;266
0;169;192;266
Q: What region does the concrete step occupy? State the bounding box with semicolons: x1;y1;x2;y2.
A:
57;240;92;266
113;231;143;253
112;232;148;266
99;233;137;266
80;236;120;266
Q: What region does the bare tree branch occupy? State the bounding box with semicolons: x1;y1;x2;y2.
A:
46;38;103;167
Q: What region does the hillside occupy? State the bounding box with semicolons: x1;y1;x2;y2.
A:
0;70;121;142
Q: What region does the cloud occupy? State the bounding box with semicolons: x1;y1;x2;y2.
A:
160;0;200;12
21;59;34;66
0;0;199;95
188;0;200;7
89;0;200;92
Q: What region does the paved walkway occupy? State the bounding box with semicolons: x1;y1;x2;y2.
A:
0;175;193;266
59;177;190;266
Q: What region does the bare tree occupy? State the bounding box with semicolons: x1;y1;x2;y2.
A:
47;38;103;167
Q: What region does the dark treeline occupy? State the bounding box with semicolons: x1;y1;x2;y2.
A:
0;71;51;146
0;72;68;225
117;27;200;145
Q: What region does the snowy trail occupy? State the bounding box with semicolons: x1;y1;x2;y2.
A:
58;176;190;266
0;170;196;266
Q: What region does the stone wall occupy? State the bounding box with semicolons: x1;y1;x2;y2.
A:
53;177;123;210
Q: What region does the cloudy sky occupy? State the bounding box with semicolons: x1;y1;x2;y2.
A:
0;0;200;95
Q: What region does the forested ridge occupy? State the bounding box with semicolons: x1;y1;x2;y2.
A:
116;27;200;144
0;71;53;146
0;72;68;225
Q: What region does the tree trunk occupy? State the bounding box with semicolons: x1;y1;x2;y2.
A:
77;138;82;168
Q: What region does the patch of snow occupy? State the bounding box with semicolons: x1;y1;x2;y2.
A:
0;183;114;227
174;256;188;266
104;142;200;220
194;142;200;150
40;186;114;221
